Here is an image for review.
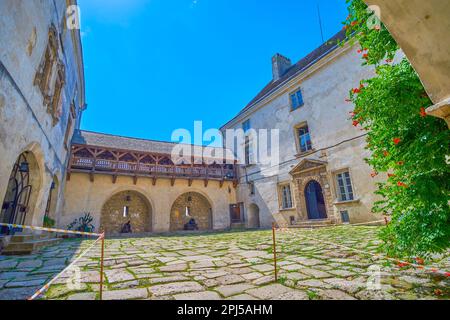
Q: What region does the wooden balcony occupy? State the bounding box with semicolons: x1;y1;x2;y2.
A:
68;144;237;186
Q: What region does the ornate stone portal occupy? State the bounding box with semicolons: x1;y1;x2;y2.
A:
100;191;152;234
290;159;335;222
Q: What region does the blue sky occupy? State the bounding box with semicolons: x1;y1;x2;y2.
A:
78;0;348;144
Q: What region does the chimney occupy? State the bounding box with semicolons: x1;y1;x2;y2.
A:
272;53;292;81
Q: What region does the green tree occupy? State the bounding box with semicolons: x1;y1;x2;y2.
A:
343;0;450;259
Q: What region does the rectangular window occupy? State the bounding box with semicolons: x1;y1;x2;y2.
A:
281;184;293;209
340;210;350;223
244;136;254;165
336;171;354;201
242;119;251;132
290;89;304;110
249;182;255;195
297;125;312;153
123;206;129;218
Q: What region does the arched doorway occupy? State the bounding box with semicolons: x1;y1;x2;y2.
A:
305;180;327;220
170;192;213;231
247;204;260;229
100;191;152;235
1;152;41;233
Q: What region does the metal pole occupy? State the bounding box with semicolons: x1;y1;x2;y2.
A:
99;232;105;300
272;222;278;282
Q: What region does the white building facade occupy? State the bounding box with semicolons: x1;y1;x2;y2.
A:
222;31;384;228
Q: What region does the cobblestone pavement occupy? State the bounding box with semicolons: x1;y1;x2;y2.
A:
0;227;449;300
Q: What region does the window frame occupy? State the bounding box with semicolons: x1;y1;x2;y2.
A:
334;169;356;202
294;122;313;155
242;119;251;133
278;183;294;210
244;136;255;166
289;87;304;111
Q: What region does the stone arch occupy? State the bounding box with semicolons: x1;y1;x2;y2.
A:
0;150;42;229
100;190;153;235
247;203;260;229
170;192;213;231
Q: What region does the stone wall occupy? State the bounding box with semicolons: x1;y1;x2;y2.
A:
170;192;212;231
0;0;84;227
61;173;237;233
100;191;152;235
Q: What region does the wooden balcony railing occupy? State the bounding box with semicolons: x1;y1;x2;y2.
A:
70;156;236;181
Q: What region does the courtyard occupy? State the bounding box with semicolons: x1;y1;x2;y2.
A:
0;226;448;300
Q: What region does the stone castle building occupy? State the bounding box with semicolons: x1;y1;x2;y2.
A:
1;2;385;238
221;31;382;228
0;0;85;230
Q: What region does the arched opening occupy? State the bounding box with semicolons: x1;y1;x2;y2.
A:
304;180;327;220
100;191;152;235
247;203;260;229
0;152;42;233
44;175;59;222
170;192;213;231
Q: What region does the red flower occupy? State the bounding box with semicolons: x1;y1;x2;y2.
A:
357;49;362;54
397;262;409;268
351;21;358;27
353;88;361;94
397;181;408;188
370;172;378;178
445;272;450;277
362;53;369;59
387;173;396;178
415;257;424;265
420;107;427;117
397;161;404;166
352;120;360;127
383;150;389;157
393;138;401;145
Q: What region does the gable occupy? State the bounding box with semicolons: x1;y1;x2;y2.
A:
289;159;327;176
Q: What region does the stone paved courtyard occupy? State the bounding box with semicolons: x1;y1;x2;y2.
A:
0;226;449;300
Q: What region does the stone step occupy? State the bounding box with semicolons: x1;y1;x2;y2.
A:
230;222;246;230
2;237;62;255
289;219;335;229
8;232;56;243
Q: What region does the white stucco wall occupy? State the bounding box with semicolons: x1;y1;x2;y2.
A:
223;44;385;227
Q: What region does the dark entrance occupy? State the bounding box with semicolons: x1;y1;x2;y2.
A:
305;180;327;220
230;203;244;223
1;153;33;234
